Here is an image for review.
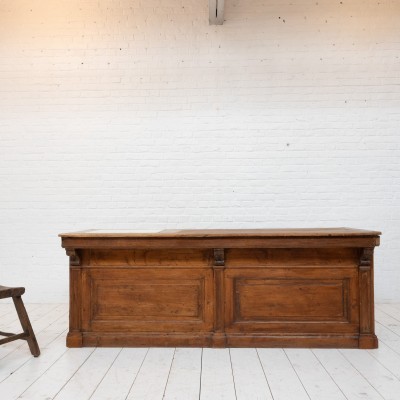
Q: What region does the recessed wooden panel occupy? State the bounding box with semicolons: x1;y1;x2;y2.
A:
225;248;358;268
85;268;214;333
94;281;201;319
235;279;348;321
225;267;359;335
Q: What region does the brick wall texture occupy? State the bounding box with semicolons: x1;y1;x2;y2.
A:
0;0;399;302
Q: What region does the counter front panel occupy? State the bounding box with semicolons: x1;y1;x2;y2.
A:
60;228;380;348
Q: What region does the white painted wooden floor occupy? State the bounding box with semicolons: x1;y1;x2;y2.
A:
1;304;400;400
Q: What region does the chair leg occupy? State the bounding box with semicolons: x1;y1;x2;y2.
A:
12;296;40;357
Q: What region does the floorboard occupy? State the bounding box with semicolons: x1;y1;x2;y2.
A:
90;348;148;400
368;341;400;381
313;349;383;400
54;348;121;400
340;348;400;400
230;348;273;400
0;333;68;400
126;347;175;400
285;348;347;400
257;348;310;400
200;348;236;400
1;303;400;400
0;312;68;384
18;348;95;400
163;348;202;400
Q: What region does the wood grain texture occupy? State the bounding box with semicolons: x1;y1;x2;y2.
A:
60;228;381;238
60;228;380;348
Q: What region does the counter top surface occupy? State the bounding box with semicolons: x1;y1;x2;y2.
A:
59;228;381;238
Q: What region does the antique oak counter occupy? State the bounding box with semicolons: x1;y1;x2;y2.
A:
59;228;380;348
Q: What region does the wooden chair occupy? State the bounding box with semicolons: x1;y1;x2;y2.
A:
0;285;40;357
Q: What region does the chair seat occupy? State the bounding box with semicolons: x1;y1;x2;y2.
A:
0;285;25;299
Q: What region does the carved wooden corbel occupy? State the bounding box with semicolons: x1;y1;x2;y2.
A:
66;248;81;266
359;247;373;271
213;248;225;267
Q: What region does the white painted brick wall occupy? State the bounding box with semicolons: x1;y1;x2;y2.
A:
0;0;399;302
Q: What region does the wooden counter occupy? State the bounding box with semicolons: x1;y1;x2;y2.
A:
59;228;381;348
